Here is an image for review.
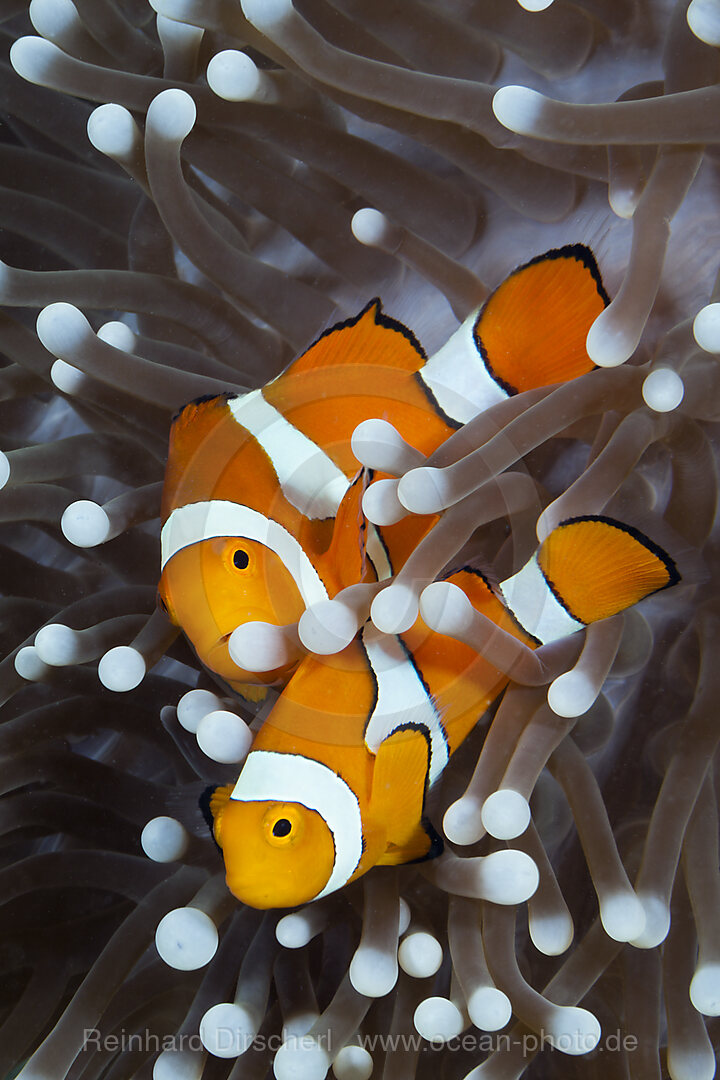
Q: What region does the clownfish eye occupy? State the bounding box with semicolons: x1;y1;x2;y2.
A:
233;548;250;570
263;805;303;846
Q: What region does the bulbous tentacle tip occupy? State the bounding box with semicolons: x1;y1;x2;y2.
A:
481;849;539;905
481;789;531;840
362;478;407;526
629;892;671;948
152;1048;205;1080
693;302;720;353
276;911;312;949
9;35;59;84
240;0;295;34
87;103;139;157
272;1036;332;1080
351;208;399;251
51;359;85;394
298;600;358;655
442;795;484;846
467;986;513;1032
36;303;93;356
29;0;78;39
398;931;443;979
332;1045;374;1080
141;816;190;863
413;997;464;1044
176;688;225;733
352;417;425;473
687;0;720;45
545;1005;601;1055
397;466;448;514
420;581;474;637
690;963;720;1016
586;311;636;368
547;670;596;718
207;49;260;102
196;709;252;765
98;321;136;352
146;88;197;142
155;907;218;971
599;890;647;943
370;584;418;635
0;450;9;491
528;911;574;957
491;85;546;134
200;1002;262;1058
34;623;80;666
14;645;52;682
61;500;111;548
642;368;684;412
228;621;300;673
349;948;398;998
98;645;146;692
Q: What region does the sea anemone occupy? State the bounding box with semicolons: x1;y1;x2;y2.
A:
1;0;719;1078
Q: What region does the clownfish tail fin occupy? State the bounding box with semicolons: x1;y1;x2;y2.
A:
474;244;609;395
537;515;680;626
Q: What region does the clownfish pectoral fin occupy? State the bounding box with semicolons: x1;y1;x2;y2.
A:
317;470;374;591
370;726;431;855
501;515;680;643
376;817;443;866
474;245;609;395
204;782;235;847
285;299;426;377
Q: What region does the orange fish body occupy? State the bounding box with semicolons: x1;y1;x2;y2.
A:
210;522;679;909
159;245;610;695
158;243;684;907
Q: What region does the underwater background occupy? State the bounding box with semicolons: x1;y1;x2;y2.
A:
1;0;719;1077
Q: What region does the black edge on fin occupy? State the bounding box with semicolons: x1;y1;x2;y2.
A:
445;564;542;646
413;368;463;430
473;244;610;398
412;815;444;863
306;297;428;361
171;390;237;425
517;244;611;307
557;514;681;589
199;785;223;853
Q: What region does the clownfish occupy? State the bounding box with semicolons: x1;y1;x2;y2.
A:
207;515;679;909
158;244;609;696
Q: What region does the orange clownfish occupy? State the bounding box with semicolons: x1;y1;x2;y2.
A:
159;244;610;696
207;516;679;909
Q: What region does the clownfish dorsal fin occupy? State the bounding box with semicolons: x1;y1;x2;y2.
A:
171;392;235;431
536;515;680;625
317;469;373;591
207;782;235;846
370;726;431;856
474;244;609;395
285;299;426;377
163;393;237;518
